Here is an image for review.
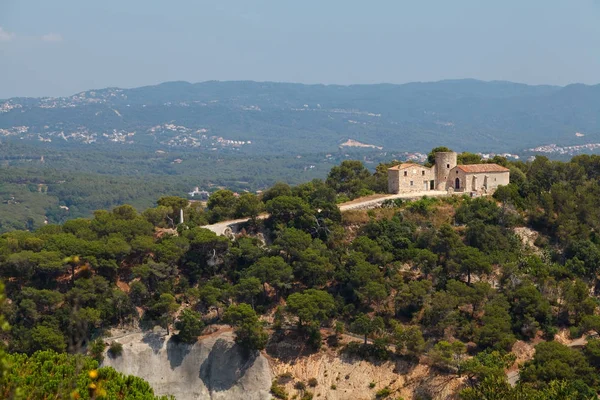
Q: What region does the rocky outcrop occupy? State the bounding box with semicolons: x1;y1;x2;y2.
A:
266;332;464;400
102;330;272;400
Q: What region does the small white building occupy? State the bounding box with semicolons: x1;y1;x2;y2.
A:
188;187;210;199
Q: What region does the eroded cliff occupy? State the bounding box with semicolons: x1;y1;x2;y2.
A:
102;329;272;400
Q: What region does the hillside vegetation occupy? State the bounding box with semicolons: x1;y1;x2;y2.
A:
2;80;600;154
0;141;345;232
3;152;600;398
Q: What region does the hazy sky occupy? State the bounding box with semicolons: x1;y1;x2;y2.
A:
1;0;599;98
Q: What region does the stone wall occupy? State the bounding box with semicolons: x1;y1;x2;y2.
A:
390;165;436;194
387;169;400;194
449;168;510;193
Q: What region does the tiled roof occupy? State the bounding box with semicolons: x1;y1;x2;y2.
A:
388;163;428;171
455;163;509;173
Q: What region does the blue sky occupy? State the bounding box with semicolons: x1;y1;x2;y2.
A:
1;0;599;98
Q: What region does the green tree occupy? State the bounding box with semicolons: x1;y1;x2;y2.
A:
29;324;67;353
274;227;312;262
223;303;268;351
359;281;388;310
207;190;238;223
286;289;336;327
428;340;467;373
182;227;230;278
175;309;205;343
198;283;226;317
394;325;425;358
452;246;492;284
234;193;264;221
325;160;372;199
370;161;400;193
0;281;9;376
0;350;171;399
133;260;177;293
520;341;597;388
261;182;292;203
350;313;384;345
143;205;171;227
583;338;600;369
351;236;393;266
477;295;516;351
460;350;515;390
293;248;334;288
157;196;190;226
245;256;293;298
508;283;551;339
266;196;313;230
457;152;482;165
233;277;263;309
394;280;432;318
129;280;150;306
426;146;453;166
151;293;179;334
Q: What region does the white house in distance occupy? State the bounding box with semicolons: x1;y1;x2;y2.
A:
188;187;210;199
387;151;510;195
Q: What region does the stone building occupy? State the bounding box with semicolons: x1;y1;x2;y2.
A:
387;151;510;195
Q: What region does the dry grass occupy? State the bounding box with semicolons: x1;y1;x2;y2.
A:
402;203;456;228
341;207;398;226
341;210;371;226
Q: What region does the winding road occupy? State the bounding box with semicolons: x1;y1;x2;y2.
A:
201;190;448;236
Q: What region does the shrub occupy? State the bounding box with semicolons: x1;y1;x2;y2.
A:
89;339;106;363
335;321;344;336
308;378;318;387
278;372;294;384
108;342;123;358
376;387;392;399
369;382;376;389
406;197;439;216
294;381;306;391
174;309;205;343
300;391;313;400
330;384;337;390
569;325;583;339
271;380;289;400
307;325;322;349
343;341;390;361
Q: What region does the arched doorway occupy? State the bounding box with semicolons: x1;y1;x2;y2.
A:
455;177;460;190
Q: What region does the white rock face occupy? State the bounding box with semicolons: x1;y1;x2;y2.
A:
102;330;272;400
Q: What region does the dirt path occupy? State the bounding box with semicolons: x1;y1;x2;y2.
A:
202;191;449;235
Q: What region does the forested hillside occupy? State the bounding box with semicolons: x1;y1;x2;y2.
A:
0;141;350;232
3;152;600;398
2;80;600;154
3;78;600;234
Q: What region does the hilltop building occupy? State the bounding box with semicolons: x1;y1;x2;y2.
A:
387;151;509;195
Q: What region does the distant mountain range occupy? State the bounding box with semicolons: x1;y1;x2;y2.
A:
1;79;599;154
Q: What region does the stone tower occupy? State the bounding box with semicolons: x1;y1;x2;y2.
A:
435;151;458;190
